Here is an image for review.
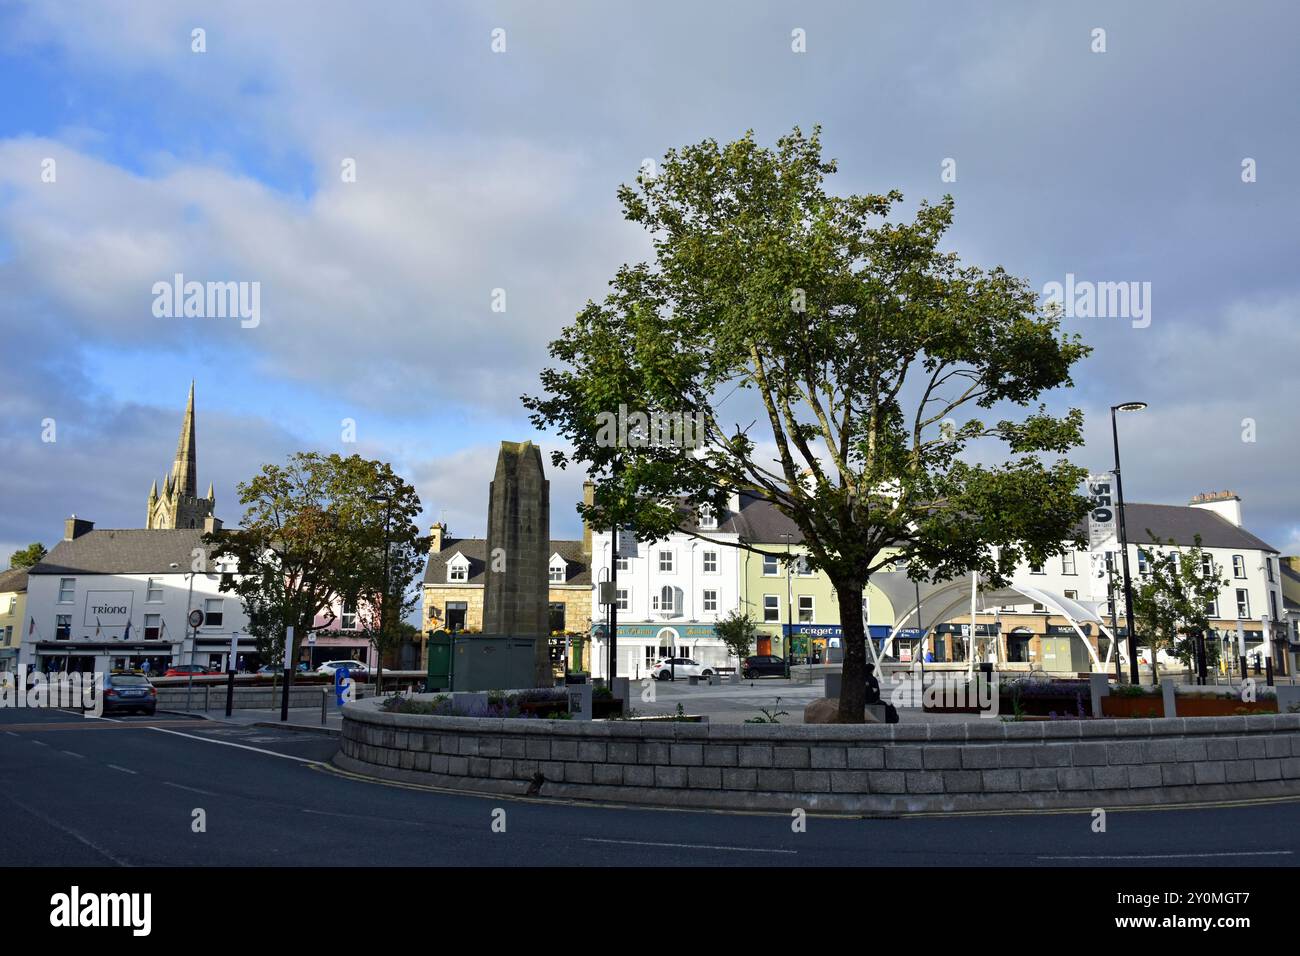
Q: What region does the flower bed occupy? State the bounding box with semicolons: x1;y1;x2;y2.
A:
1001;678;1093;718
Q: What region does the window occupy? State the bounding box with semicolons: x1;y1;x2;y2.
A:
794;555;812;575
615;588;629;612
145;578;163;602
1104;551;1116;574
58;578;75;603
549;560;566;584
1266;558;1275;582
7;596;15;613
702;589;718;613
1064;589;1078;601
448;560;467;583
615;552;630;572
1236;589;1250;619
1232;555;1246;579
548;602;566;633
652;586;675;614
56;615;71;640
1061;552;1076;575
1029;560;1045;575
763;595;779;623
340;604;357;631
203;598;224;628
1206;596;1219;618
1270;591;1278;620
1137;551;1151;579
2;626;11;646
1201;553;1214;578
144;614;162;640
644;645;659;668
702;551;718;574
658;550;674;573
798;595;814;623
445;601;467;632
697;506;717;530
762;554;779;575
1032;602;1045;613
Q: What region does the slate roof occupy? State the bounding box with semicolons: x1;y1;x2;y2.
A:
0;567;28;592
423;538;591;587
1102;503;1277;553
28;529;214;576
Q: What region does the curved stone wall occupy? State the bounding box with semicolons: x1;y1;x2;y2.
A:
336;699;1300;813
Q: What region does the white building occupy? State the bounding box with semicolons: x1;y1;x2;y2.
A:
589;499;743;680
21;516;256;676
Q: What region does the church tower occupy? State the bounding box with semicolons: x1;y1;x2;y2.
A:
146;381;216;530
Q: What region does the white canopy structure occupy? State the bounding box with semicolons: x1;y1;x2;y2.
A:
865;569;1121;671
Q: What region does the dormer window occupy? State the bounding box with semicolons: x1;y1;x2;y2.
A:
549;554;567;584
447;554;469;583
697;505;717;530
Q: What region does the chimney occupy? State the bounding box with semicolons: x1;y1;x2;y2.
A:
581;480;595;556
64;515;94;541
1189;490;1242;527
430;523;445;553
203;515;223;534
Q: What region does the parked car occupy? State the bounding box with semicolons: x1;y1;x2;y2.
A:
163;664;208;677
317;660;369;677
649;658;713;681
742;655;787;679
101;673;157;716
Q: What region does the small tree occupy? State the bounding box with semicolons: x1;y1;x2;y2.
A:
8;543;46;569
714;609;758;668
1131;533;1226;684
206;453;427;673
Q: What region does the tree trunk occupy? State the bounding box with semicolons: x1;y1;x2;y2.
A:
835;579;867;723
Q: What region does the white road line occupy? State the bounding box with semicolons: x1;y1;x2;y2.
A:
0;790;129;866
163;781;216;796
108;764;137;775
4;731;18;737
31;740;47;747
60;750;84;759
1039;850;1293;861
583;837;796;855
145;725;322;764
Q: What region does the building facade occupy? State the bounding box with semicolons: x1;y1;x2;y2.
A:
23;518;257;675
0;567;28;671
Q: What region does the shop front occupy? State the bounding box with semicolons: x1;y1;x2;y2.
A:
590;623;725;680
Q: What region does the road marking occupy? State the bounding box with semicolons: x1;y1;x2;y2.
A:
145;726;322;764
1039;850;1293;861
108;764;137;775
31;740;47;747
0;790;129;866
60;750;84;759
583;837;796;855
163;781;216;796
4;731;18;737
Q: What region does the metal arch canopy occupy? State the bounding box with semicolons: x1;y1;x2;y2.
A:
870;571;1112;668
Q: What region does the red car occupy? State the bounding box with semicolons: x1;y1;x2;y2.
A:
163;664;208;677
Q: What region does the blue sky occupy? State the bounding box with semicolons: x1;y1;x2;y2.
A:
1;0;1298;560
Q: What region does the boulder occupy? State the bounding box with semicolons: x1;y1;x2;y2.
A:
804;697;883;725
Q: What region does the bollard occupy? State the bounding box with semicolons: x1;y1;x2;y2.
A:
204;684;210;712
321;686;328;725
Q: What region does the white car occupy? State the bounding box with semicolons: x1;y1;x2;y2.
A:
317;660;369;676
649;657;713;681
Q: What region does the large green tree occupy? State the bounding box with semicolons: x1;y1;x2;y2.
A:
205;453;427;673
525;127;1091;722
8;543;47;570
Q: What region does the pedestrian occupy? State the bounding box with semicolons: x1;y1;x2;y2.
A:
237;654;246;673
141;659;151;677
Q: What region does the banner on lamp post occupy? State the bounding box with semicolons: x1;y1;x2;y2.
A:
1085;474;1117;549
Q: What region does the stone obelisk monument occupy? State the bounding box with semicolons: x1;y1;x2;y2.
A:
482;440;551;686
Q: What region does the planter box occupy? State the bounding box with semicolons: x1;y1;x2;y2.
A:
1101;695;1164;719
592;698;624;719
1000;695;1092;718
1173;697;1277;717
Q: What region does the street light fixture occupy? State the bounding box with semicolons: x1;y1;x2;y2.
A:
1110;401;1147;684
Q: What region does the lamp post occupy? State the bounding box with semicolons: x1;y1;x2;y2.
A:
1110;401;1147;684
781;533;797;679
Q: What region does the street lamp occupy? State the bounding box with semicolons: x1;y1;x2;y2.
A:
369;485;396;691
781;533;795;679
1111;401;1147;684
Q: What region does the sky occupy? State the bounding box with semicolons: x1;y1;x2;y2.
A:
1;0;1297;563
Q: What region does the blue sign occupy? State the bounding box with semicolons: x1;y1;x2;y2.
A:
334;666;352;707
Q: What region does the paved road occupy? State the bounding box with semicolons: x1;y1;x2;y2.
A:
2;706;1297;867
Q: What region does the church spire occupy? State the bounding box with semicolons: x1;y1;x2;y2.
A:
172;380;197;499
